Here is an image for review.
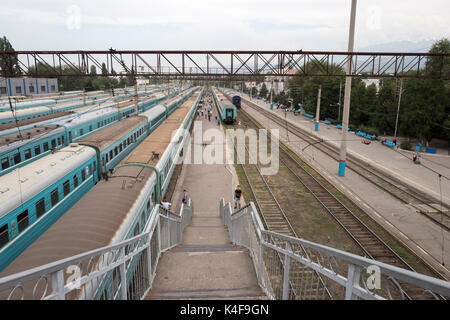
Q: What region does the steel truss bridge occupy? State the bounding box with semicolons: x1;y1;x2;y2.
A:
0;50;449;80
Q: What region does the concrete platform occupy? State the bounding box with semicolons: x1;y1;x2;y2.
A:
146;108;264;300
234;92;449;280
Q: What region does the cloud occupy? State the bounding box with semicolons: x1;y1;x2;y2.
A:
0;0;448;51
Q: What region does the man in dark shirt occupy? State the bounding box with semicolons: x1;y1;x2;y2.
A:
234;185;242;210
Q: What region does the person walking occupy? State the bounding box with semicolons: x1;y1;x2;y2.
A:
208;110;211;121
182;189;188;204
234;185;242;210
160;198;172;211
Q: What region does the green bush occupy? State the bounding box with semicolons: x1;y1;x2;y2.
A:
357;125;379;137
400;140;412;150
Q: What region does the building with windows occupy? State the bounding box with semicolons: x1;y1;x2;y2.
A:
0;77;59;97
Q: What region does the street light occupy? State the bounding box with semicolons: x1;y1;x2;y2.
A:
338;0;357;177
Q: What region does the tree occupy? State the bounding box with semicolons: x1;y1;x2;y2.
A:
259;83;268;98
426;38;450;76
0;36;21;76
90;65;97;76
101;63;108;76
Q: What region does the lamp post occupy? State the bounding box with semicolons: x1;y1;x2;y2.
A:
338;0;357;177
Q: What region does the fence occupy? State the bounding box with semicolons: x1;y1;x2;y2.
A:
220;199;450;300
0;200;194;300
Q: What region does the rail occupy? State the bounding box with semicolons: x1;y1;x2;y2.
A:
219;199;450;300
0;200;194;300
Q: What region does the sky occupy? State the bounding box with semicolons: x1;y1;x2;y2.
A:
0;0;449;51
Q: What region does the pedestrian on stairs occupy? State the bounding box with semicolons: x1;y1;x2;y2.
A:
234;185;242;210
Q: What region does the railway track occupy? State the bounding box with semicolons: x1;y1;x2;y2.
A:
238;96;450;232
234;107;445;299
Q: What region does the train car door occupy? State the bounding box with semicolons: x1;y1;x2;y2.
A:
226;109;233;120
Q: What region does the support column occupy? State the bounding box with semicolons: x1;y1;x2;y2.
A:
315;84;322;131
134;78;138;114
270;79;274;104
393;78;403;143
338;0;357;177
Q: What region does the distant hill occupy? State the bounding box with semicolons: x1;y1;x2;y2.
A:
357;40;436;53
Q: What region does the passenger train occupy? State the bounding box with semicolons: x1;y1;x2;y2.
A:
232;95;241;108
212;87;237;124
0;90;183;176
0;88;161;123
0;87;198;272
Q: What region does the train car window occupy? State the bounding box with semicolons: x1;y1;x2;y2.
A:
114;147;118;157
62;136;65;145
43;142;49;152
51;139;56;148
99;290;107;300
17;210;29;233
51;188;59;206
57;137;61;145
109;150;113;160
24;149;31;160
127;137;130;145
81;169;86;181
133;223;140;236
119;144;122;153
97;122;100;128
147;200;151;212
89;125;92;132
34;145;41;155
93;161;96;171
73;174;79;188
63;180;70;197
0;224;9;248
1;157;9;170
105;154;108;163
112;268;120;293
13;153;21;165
141;212;145;230
68;132;72;143
35;198;46;219
80;129;84;136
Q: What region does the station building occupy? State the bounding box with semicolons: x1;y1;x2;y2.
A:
0;77;59;97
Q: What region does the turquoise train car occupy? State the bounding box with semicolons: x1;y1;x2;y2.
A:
0;88;198;272
0;144;99;271
212;87;236;124
0;93;169;177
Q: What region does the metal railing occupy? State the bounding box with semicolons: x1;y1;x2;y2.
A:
0;199;194;300
219;199;450;300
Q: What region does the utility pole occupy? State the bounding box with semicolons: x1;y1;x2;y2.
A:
315;84;322;131
338;0;357;177
167;77;170;101
338;77;342;122
134;77;138;115
394;78;403;144
270;79;274;103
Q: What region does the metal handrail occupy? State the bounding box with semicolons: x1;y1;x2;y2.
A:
220;199;450;300
0;199;194;300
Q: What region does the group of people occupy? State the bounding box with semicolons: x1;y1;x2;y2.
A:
197;94;220;125
159;185;242;212
160;189;189;211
